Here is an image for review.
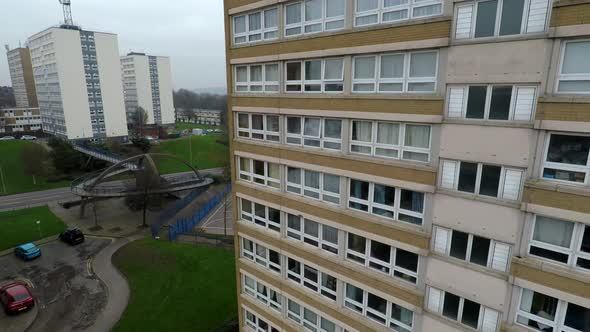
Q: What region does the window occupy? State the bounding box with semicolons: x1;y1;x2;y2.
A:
236;113;280;142
348;179;425;225
427;287;500;331
234;63;279;93
557;40;590;94
286;116;342;150
440;159;524;201
287;257;338;301
344;283;414;331
240;198;281;232
454;0;550;40
286;298;343;332
350;120;431;162
433;226;511;272
238;157;281;189
516;288;590;332
233;7;278;44
542;133;590;185
285;0;345;37
447;85;536;121
346;233;419;284
352;51;437;93
242;274;282;312
244;309;281;332
355;0;442;26
285;58;344;93
241;238;282;273
529;215;590;272
286;214;339;255
287;167;341;204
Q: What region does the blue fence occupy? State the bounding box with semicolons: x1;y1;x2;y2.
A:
150;187;207;237
168;184;231;241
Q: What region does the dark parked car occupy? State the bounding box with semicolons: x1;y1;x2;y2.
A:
0;282;34;314
59;228;85;245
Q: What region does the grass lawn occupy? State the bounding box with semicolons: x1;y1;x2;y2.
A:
173;122;223;132
112;239;237;332
0;141;71;195
0;206;67;251
153;134;228;173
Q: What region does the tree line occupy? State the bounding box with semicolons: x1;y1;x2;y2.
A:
173;89;227;125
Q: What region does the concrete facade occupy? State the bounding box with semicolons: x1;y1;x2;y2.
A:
225;0;590;331
6;47;38;108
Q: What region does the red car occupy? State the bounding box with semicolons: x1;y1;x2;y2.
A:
0;282;34;314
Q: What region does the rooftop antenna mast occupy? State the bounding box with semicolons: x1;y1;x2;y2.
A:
59;0;73;26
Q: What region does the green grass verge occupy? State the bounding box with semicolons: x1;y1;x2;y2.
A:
0;141;71;195
173;122;223;131
153;134;228;173
112;239;237;332
0;206;67;251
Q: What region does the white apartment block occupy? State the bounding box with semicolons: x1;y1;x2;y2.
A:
121;53;175;126
28;27;128;140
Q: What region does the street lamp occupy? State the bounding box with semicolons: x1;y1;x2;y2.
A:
36;220;41;238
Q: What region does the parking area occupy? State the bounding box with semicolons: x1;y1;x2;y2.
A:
0;237;111;332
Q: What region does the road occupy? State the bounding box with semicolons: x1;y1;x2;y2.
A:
0;168;223;211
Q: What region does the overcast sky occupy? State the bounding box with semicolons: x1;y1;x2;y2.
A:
0;0;227;92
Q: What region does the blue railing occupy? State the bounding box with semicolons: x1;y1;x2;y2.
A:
168;183;231;241
150;187;207;237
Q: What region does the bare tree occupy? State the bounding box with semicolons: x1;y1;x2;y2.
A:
133;106;149;137
21;143;50;185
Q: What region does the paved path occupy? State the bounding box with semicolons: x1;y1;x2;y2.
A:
0;168;223;211
87;234;144;332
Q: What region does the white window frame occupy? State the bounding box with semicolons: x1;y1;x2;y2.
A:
556;40;590;95
286;257;338;301
427;286;496;331
232;7;279;45
238;157;281;190
345;233;419;284
354;0;442;27
349;120;431;162
286;297;347;332
284;0;346;38
241;237;282;274
234;63;280;94
286;116;343;151
348;179;425;225
239;198;281;233
455;0;551;40
446;84;538;121
286;214;340;255
236;113;281;142
284;58;344;93
541;132;590;186
441;160;525;200
433;225;512;272
244;308;281;332
515;288;588;332
242;274;282;312
352;51;438;94
286;167;341;205
344;283;414;331
528;215;590;273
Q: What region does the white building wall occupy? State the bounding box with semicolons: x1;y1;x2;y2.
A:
156;56;175;125
133;55;154;124
94;32;128;138
52;28;93;139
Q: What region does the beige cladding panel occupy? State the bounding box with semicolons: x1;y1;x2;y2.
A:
432;194;522;244
234;141;437;186
512;260;590;300
425;257;509;311
446;39;552;84
421;315;462;332
536;101;590;123
439;124;536;167
550;2;590;27
523;186;590;215
232;96;444;116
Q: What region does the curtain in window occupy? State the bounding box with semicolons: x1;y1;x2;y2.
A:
267;115;279;132
326;0;345;17
286;3;302;24
413;4;442;17
250;66;262;82
304;118;321;136
305;60;322;80
251;114;263;130
304;170;320;189
268;163;280;180
236;67;247;82
352;121;372;142
533;216;574;248
380;54;404;78
238;114;249;128
563;41;590;74
409;52;437;77
288;167;301;184
357;0;379;12
385;0;407;7
323;174;340;193
324;59;343;80
404;125;430;148
249;12;261;30
240;158;251;172
265;64;278;81
304;219;320;237
234;16;246;33
323;119;342;138
264;8;278;28
377;122;400;145
322;225;338;244
354;57;376;79
305;0;322;21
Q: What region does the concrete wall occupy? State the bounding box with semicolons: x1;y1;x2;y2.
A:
132;55;154;124
157;56;175;125
94;32;128;138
